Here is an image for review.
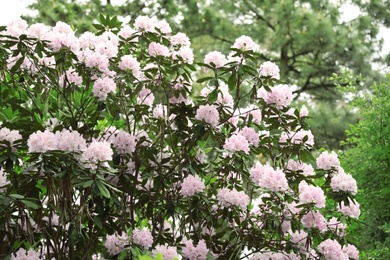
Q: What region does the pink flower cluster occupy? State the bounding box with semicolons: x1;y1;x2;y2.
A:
317;239;350;260
338;199;361;219
138;87;155;106
59;68;83;87
108;130;137;154
316;151;340;170
195;104;219;127
223;133;250;154
92;76;117;101
200;82;233;107
330;171;358;195
81;140;113;167
148;42;170;57
118;55;141;77
182;238;209;260
131;228;153;249
0;127;22;149
257;61;280;79
105;232;129;255
257;84;293;109
204;51;227;68
279;129;314;147
301;211;327;233
286;160;315;176
343;244;359;259
238;126;260;147
27;129;87;153
250;251;300;260
217;188;249;210
327;217;346;237
180;174;205;197
250;163;289;192
289;230;310;253
232;35;258;51
153;244;179;260
0;168;10;192
299;181;326;208
10;247;42;260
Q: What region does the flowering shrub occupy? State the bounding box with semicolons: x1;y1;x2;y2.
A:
0;15;360;259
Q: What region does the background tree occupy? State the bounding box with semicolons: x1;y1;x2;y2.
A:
338;72;390;258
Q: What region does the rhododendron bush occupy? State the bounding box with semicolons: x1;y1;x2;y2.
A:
0;15;360;259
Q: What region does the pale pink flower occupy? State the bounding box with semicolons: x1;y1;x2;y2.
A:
298;181;326;208
258;61;280;79
217;188;249;210
200;82;233;106
330;172;358;195
153;244;178;260
92;76;116;101
95;40;118;58
204;51;227;68
118;55;141;76
27;23;49;39
81;140;113;167
134;16;154;32
132;228;153;248
250;163;289;191
327;217;346;237
155;20;172;35
138;88;155;106
27;130;57;153
108;130;137;155
232;35;258;51
300;105;309;117
180;175;205;197
10;247;42;260
59;68;83;87
0;127;22;149
279;130;314;146
257;84;292;109
343;244;359;260
173;46;194;64
0;168;10;192
223;134;250;154
289;230;311;253
84;51;110;72
79;31;97;49
317;239;349;260
148;42;169;57
301;211;327;233
316;151;340;170
118;26;137;40
55;129;87;152
153;104;168;119
238;126;260;146
171;32;191;47
286;160;315;176
105;233;128;255
338;199;360;218
6;18;28;37
195;104;219;127
182;238;209;260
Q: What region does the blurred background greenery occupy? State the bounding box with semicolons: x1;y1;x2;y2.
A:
15;0;390;258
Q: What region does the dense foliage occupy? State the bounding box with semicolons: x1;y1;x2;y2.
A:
0;15;360;259
339;72;390;258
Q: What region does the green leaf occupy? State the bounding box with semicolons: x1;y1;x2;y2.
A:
96;181;110;199
208;88;218;103
10;56;25;73
93;216;103;229
21;200;40;209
